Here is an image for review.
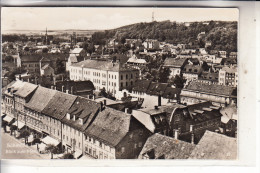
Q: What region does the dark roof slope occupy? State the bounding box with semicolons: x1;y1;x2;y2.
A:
146;82;168;96
42;91;77;120
61;97;100;131
139;133;195;159
189;130;237;159
85;107;131;147
132;80;152;93
25;86;57;112
184;81;236;97
183;64;202;74
163;58;188;67
162;87;181;99
13;82;38;98
55;80;95;93
199;71;219;82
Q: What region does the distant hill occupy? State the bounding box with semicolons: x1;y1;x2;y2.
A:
92;20;237;53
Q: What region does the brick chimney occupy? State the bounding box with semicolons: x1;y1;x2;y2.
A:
125;108;129;113
158;95;161;107
191;133;194;144
174;129;179;140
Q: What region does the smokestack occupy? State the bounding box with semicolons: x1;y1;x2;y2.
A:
62;85;64;92
158;95;161;107
174;130;179;140
191;133;194;144
103;99;107;106
125;108;128;114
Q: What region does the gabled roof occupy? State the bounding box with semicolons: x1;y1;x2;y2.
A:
42;91;77;120
189;131;237;159
183;64;202;74
25;86;57;112
184;81;236;97
199;72;219;82
139;133;195;159
13;82;38;98
85;107;131;147
162;87;181;99
146;82;168;96
163;58;187;67
61;97;100;132
71;59;138;72
132;80;152;93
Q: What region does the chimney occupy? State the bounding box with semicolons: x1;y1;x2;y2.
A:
154;106;158;110
191;133;194;144
103;99;107;106
190;125;194;132
66;89;69;94
158;95;161;107
125;108;129;114
100;101;104;111
54;86;56;90
62;85;65;92
51;86;54;89
92;94;96;101
53;76;56;86
174;129;179;140
71;86;73;94
27;78;30;83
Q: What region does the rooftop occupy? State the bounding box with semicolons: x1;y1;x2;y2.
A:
189;130;237;159
139;133;196;159
163;58;188;67
13;82;38;98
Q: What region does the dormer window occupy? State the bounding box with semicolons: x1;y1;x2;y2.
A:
66;113;70;120
79;118;83;125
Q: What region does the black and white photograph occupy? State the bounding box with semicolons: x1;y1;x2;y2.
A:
1;7;238;160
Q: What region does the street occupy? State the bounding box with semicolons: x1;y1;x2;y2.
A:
1;130;49;159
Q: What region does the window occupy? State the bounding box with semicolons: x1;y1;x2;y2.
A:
99;142;102;148
121;83;123;87
131;74;133;79
121;147;125;153
126;74;128;79
126;82;128;87
131;81;133;86
121;75;123;80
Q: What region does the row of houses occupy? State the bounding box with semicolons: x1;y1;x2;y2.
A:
2;80;151;159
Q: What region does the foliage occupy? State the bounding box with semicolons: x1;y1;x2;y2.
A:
62;153;75;159
45;144;60;154
168;75;187;89
91;21;237;52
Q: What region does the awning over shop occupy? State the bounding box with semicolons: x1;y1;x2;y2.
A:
39;143;46;152
42;136;60;146
18;121;25;129
74;150;83;159
3;115;14;123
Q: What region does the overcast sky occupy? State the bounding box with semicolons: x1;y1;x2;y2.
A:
1;7;238;31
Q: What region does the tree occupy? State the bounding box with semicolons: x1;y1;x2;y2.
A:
98;87;108;97
45;144;60;159
168;75;187;89
158;68;170;83
62;153;75;159
42;48;49;53
19;129;30;144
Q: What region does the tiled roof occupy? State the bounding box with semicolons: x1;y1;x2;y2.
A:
146;82;168;96
25;86;57;112
139;133;195;159
199;72;219;82
163;58;187;67
61;97;100;132
55;80;95;93
71;59;138;72
85;107;131;147
183;64;202;74
189;130;237;159
184;81;236;97
162;87;181;99
42;91;77;120
132;80;152;93
13;82;38;98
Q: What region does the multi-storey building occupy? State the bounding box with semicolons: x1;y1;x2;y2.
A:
24;86;57;136
163;58;188;77
180;81;237;106
69;59;139;96
218;66;238;87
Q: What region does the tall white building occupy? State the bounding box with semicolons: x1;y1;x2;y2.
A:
218;66;238;87
69;59;139;96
